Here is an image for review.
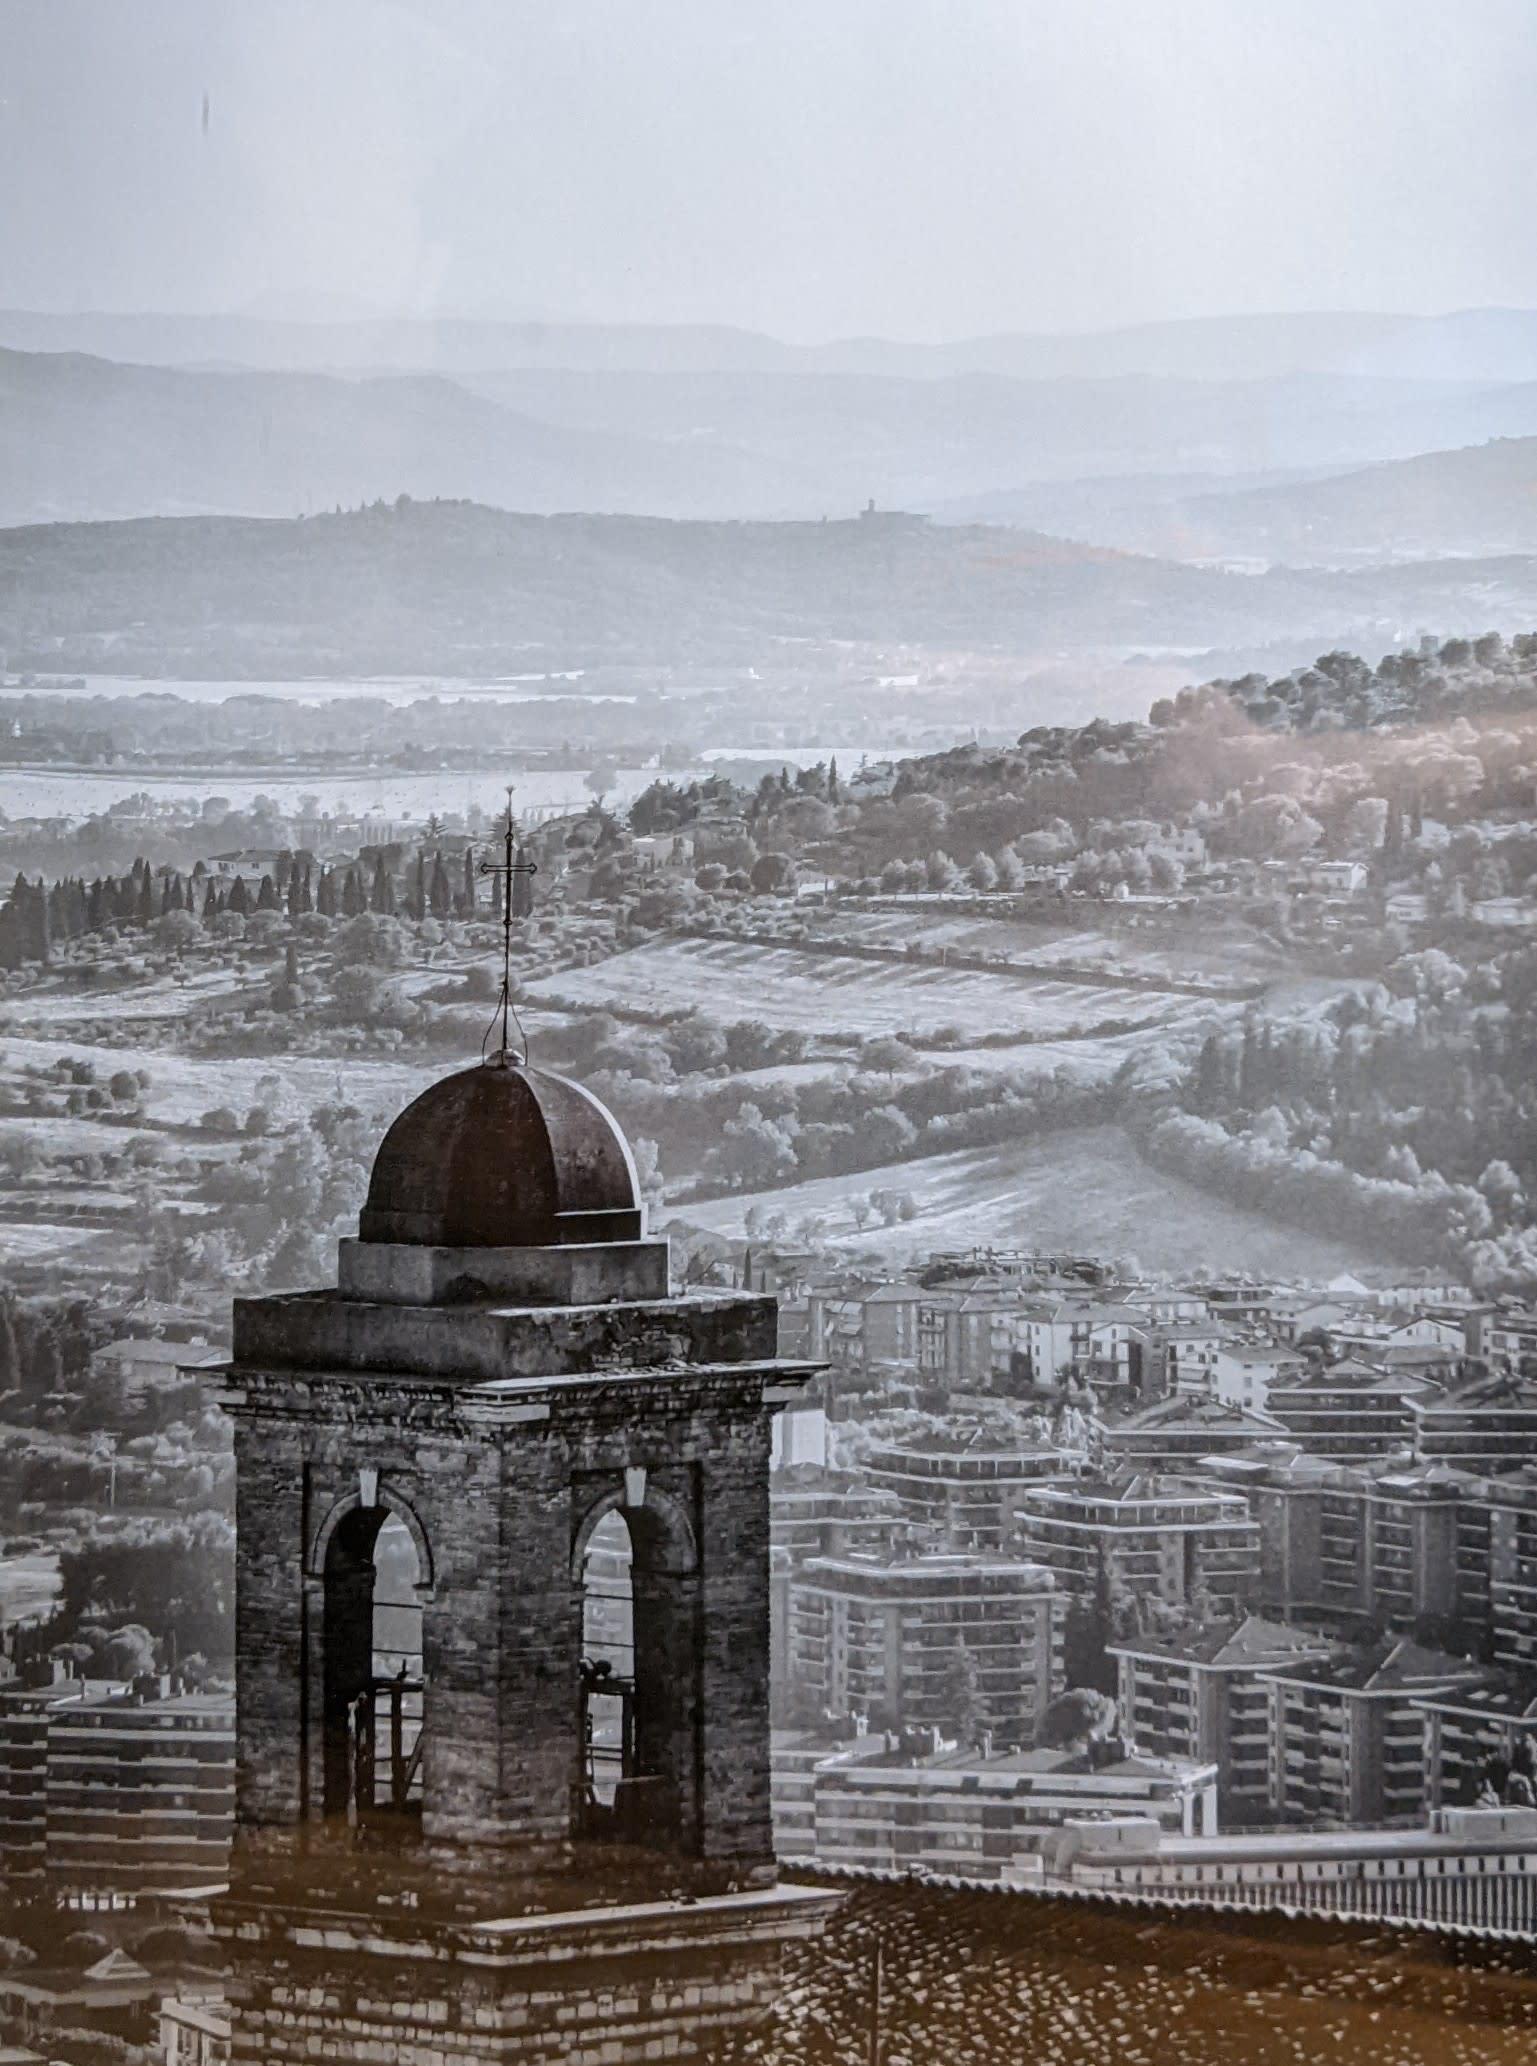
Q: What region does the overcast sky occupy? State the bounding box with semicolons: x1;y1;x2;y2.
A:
3;0;1535;341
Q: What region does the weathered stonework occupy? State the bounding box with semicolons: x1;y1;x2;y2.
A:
218;1881;840;2066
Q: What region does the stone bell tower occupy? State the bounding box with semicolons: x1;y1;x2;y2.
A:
214;1057;834;2062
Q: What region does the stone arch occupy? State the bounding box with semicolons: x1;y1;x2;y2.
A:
571;1475;702;1856
310;1481;435;1597
312;1481;432;1830
570;1479;697;1583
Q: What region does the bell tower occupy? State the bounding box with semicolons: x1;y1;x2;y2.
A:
214;1057;835;2061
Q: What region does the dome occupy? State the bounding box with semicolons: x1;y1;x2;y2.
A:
358;1060;643;1249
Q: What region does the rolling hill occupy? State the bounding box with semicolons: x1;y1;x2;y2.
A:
0;347;815;526
6;342;1537;538
1150;434;1537;565
3;500;1537;679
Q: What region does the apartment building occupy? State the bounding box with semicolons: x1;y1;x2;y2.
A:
1153;1320;1227;1395
1097;1396;1287;1473
1415;1669;1537;1812
1201;1454;1471;1628
777;1737;1218;1877
1263;1639;1486;1826
1263;1361;1439;1459
1109;1616;1336;1817
1477;1470;1537;1669
1413;1373;1537;1469
1485;1308;1537;1375
1213;1341;1308;1412
0;1678;233;1894
1014;1475;1261;1613
863;1441;1066;1549
787;1552;1064;1742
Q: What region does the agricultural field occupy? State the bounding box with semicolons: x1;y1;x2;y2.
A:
677;1122;1402;1279
801;902;1288;986
0;1034;444;1131
524;935;1208;1045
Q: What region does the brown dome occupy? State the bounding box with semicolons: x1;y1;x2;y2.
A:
358;1061;643;1249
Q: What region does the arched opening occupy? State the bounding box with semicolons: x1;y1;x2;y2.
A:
576;1497;699;1854
580;1510;635;1814
321;1506;425;1835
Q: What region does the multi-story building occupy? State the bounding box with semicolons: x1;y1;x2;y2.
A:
1266;1296;1355;1343
1099;1396;1287;1472
160;1993;232;2066
1317;1464;1468;1627
1054;1805;1537;1931
1014;1475;1261;1613
1263;1361;1439;1459
1013;1298;1144;1387
1109;1616;1336;1817
856;1281;925;1364
770;1473;905;1562
1415;1668;1537;1811
787;1552;1064;1742
0;1678;233;1894
1202;1454;1472;1629
1413;1373;1537;1469
776;1736;1219;1876
1475;1469;1537;1669
1485;1308;1537;1375
1213;1341;1308;1413
1124;1287;1214;1329
1151;1320;1228;1396
863;1440;1066;1549
1263;1639;1486;1826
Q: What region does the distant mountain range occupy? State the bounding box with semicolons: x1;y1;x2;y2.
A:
7;341;1537;541
4;501;1536;679
8;305;1537;383
0;348;815;527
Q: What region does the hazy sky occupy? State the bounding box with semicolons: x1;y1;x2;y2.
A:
3;0;1536;340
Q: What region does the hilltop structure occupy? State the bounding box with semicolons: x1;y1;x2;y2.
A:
211;1054;834;2062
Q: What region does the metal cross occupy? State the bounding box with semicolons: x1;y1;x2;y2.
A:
477;789;538;1061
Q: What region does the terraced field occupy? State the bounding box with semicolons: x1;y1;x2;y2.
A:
525;935;1213;1045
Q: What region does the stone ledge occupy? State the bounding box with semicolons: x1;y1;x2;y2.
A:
338;1238;671;1309
231;1290;780;1382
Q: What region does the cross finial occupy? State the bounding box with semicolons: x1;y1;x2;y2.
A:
476;787;538;1063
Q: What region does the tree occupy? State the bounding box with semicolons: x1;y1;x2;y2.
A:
749;852;797;896
153;908;201;956
861;1036;915;1080
937;1638;984;1746
1038;1686;1118;1749
586;760;619;806
58;1515;235;1665
94;1623;157;1679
